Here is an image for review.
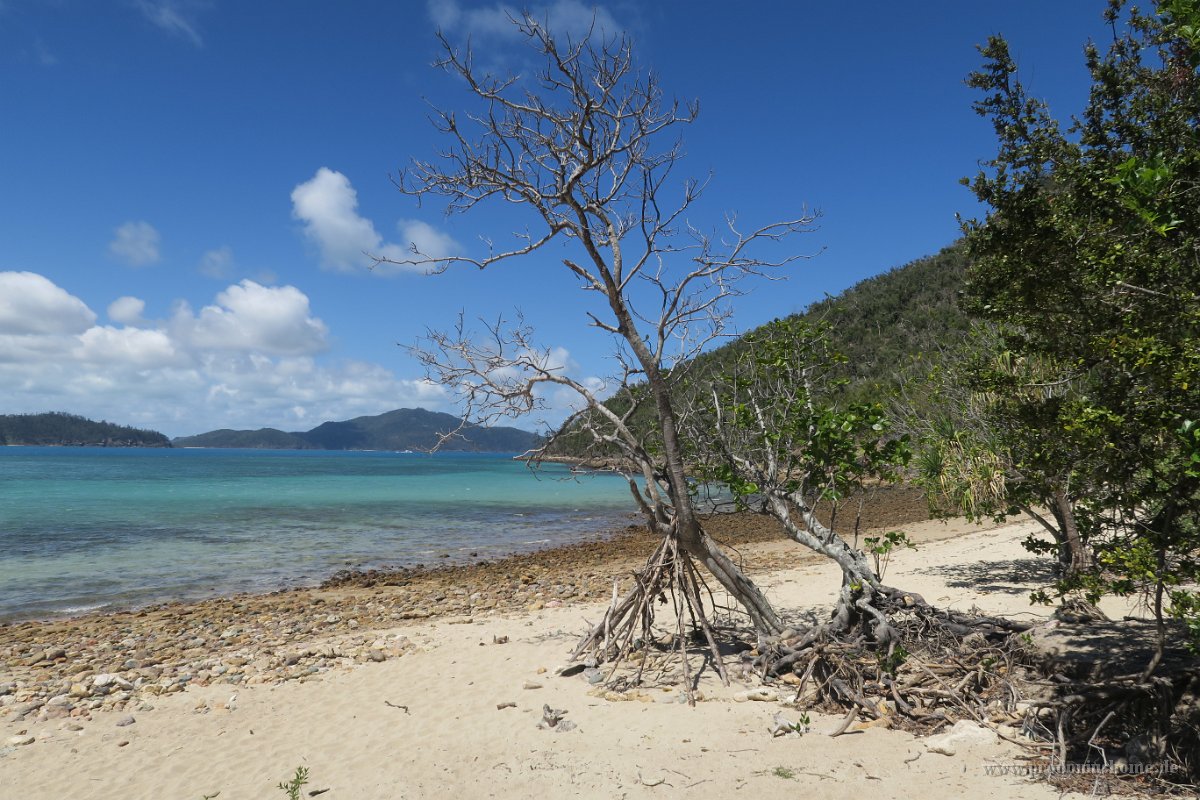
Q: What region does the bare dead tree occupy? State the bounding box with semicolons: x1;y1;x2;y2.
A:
383;16;818;675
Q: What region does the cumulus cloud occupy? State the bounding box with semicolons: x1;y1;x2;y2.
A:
133;0;207;47
198;246;234;279
172;280;329;357
109;221;161;267
0;271;451;436
427;0;620;41
0;271;96;335
397;220;459;261
291;168;457;274
107;296;146;325
76;325;179;368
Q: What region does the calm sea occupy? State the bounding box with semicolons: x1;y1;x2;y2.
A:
0;447;633;622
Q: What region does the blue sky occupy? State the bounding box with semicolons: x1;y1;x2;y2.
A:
0;1;1113;437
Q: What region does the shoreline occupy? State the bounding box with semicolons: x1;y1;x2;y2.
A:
0;516;1106;800
0;490;939;718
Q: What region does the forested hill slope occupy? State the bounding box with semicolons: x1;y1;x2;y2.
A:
175;408;541;453
785;241;968;399
701;242;970;402
546;242;970;457
0;412;171;447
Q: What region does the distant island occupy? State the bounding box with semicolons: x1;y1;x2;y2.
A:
0;412;171;447
174;407;541;453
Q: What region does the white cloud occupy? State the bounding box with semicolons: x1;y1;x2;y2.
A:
109;221;161;267
107;296;146;325
198;246;234;278
0;271;453;437
76;325;179;368
291;168;459;274
172;280;329;357
397;219;459;262
428;0;620;41
133;0;207;47
0;271;96;334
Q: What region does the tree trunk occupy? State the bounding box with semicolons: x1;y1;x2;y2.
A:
680;523;783;635
1050;487;1089;577
764;494;898;640
610;290;784;636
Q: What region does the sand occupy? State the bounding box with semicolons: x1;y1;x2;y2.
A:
0;518;1120;799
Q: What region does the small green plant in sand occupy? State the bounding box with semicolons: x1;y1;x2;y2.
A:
862;530;915;580
771;766;796;780
277;766;309;800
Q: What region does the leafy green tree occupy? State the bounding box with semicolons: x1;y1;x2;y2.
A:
683;318;913;641
959;0;1200;661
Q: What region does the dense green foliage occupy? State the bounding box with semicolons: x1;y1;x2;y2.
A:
0;412;170;447
941;0;1200;654
174;408;541;452
686;243;970;406
549;244;971;460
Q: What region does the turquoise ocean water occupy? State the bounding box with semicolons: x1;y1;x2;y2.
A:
0;447;633;622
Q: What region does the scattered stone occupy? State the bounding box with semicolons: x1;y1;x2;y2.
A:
924;720;999;756
0;509;856;731
6;734;35;746
496;701;517;710
523;681;542;690
538;703;568;729
115;715;136;727
733;688;778;703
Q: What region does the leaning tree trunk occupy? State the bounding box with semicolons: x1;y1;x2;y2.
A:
614;293;784;637
765;492;910;643
676;516;783;635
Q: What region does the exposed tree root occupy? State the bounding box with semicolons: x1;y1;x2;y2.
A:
572;534;731;703
1022;665;1200;791
573;549;1200;791
753;603;1036;735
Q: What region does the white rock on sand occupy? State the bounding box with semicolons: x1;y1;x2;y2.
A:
0;520;1105;799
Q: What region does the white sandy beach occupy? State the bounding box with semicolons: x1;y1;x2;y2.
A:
0;519;1122;799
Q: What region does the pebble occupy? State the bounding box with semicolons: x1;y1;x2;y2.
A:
115;715;136;727
6;734;35;746
733;688;778;702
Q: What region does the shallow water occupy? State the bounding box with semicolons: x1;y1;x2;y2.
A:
0;447;632;621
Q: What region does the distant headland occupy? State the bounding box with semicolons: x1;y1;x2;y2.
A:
0;408;541;453
0;412;170;447
174;407;541;453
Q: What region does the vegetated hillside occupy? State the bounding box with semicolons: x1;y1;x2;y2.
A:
173;428;314;449
174;408;542;453
0;412;171;447
549;242;970;456
702;242;970;401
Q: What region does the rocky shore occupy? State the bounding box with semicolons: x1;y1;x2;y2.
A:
0;487;932;738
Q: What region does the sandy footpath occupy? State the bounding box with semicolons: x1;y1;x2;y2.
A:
0;518;1109;800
